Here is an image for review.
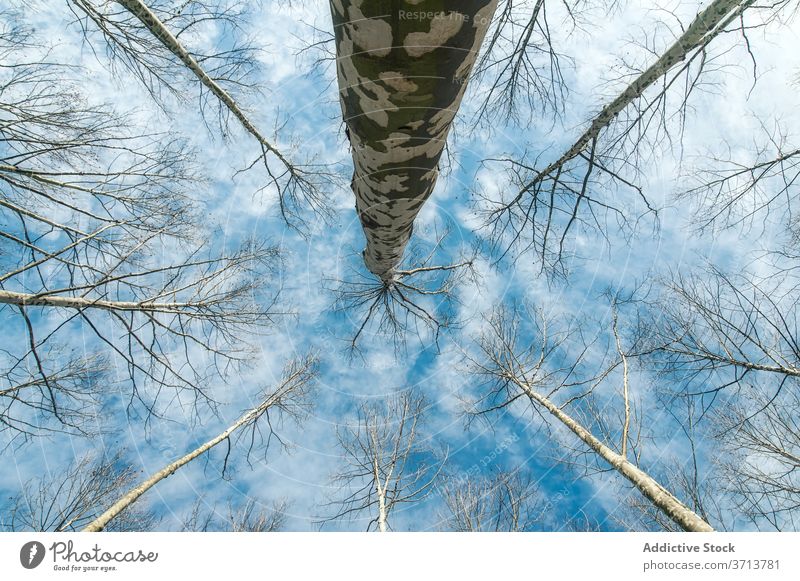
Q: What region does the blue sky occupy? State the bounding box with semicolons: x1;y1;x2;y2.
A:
1;0;799;532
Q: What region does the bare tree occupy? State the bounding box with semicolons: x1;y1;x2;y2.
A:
714;385;800;530
66;0;258;107
180;497;288;532
623;398;733;532
471;0;576;126
0;350;107;439
66;0;333;228
466;305;714;531
437;470;544;531
1;17;286;437
677;120;800;237
323;390;445;532
328;225;477;353
651;266;799;416
478;0;793;273
224;499;288;532
82;355;317;532
1;451;157;532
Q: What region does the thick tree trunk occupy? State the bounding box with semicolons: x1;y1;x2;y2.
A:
513;378;714;532
331;0;497;281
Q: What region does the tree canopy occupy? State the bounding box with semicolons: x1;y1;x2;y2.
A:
1;0;798;532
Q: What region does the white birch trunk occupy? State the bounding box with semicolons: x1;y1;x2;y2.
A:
115;0;292;167
81;364;311;532
514;378;714;532
1;290;204;313
517;0;752;192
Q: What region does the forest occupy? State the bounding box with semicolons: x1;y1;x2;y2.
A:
0;0;798;532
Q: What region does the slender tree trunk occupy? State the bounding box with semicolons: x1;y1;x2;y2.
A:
513;0;753;196
664;349;800;378
612;308;631;458
115;0;292;167
376;490;388;532
331;0;497;281
513;377;714;532
371;453;389;532
0;290;201;313
82;388;288;532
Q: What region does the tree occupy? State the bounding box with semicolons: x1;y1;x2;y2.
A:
323;390;444;531
0;12;283;439
180;498;289;532
326;2;494;349
677;121;800;237
331;0;497;281
478;0;790;273
67;0;333;228
328;224;478;352
651;266;799;412
437;470;543;531
470;0;572;126
82;355;317;532
644;265;800;529
622;396;733;532
714;385;800;530
466;305;714;531
0;451;157;532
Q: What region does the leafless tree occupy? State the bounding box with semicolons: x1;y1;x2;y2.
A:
322;390;445;532
0;350;108;440
67;0;258;106
328;226;478;354
651;266;799;417
1;17;286;438
477;0;794;274
223;499;289;532
180;497;288;532
66;0;334;228
465;304;714;531
331;0;496;281
437;469;544;531
678;120;800;237
472;0;579;126
713;384;800;530
620;258;800;530
623;397;733;531
82;355;317;532
0;451;157;532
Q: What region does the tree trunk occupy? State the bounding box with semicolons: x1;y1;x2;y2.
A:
331;0;497;281
518;0;753;193
377;490;388;532
81;385;293;532
0;290;201;313
115;0;292;167
514;378;714;532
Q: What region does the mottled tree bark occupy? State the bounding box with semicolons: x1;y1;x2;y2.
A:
331;0;497;281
